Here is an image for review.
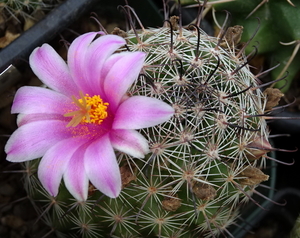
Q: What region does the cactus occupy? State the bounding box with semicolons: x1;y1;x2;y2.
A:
0;0;57;20
10;5;276;238
0;0;60;48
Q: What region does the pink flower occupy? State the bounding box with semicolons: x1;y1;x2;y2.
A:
5;32;174;201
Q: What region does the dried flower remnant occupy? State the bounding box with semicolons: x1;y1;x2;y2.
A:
220;25;244;49
162;194;182;212
263;87;284;111
246;135;273;160
192;180;217;201
111;27;128;39
5;32;174;201
120;163;137;189
169;15;180;31
238;166;269;186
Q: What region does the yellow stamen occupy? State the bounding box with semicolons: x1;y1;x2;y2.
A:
64;91;109;127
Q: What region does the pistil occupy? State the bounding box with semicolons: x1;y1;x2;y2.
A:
64;91;109;127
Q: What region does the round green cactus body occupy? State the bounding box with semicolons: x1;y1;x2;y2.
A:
23;22;272;238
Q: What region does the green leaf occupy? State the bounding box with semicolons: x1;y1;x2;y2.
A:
270;0;300;41
214;0;263;17
270;45;300;93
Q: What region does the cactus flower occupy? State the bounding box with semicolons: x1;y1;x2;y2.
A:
5;32;174;201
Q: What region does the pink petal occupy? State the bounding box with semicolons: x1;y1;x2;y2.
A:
110;129;149;158
29;44;78;97
17;113;65;127
12;86;73;115
38;138;86;197
84;134;121;198
63;144;89;201
103;52;146;110
68;32;99;94
99;52;125;81
113;96;174;130
84;35;127;95
5;120;71;162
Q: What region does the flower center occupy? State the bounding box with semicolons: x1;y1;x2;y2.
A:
64;91;109;127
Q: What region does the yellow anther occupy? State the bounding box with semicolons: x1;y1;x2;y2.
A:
64;91;109;127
